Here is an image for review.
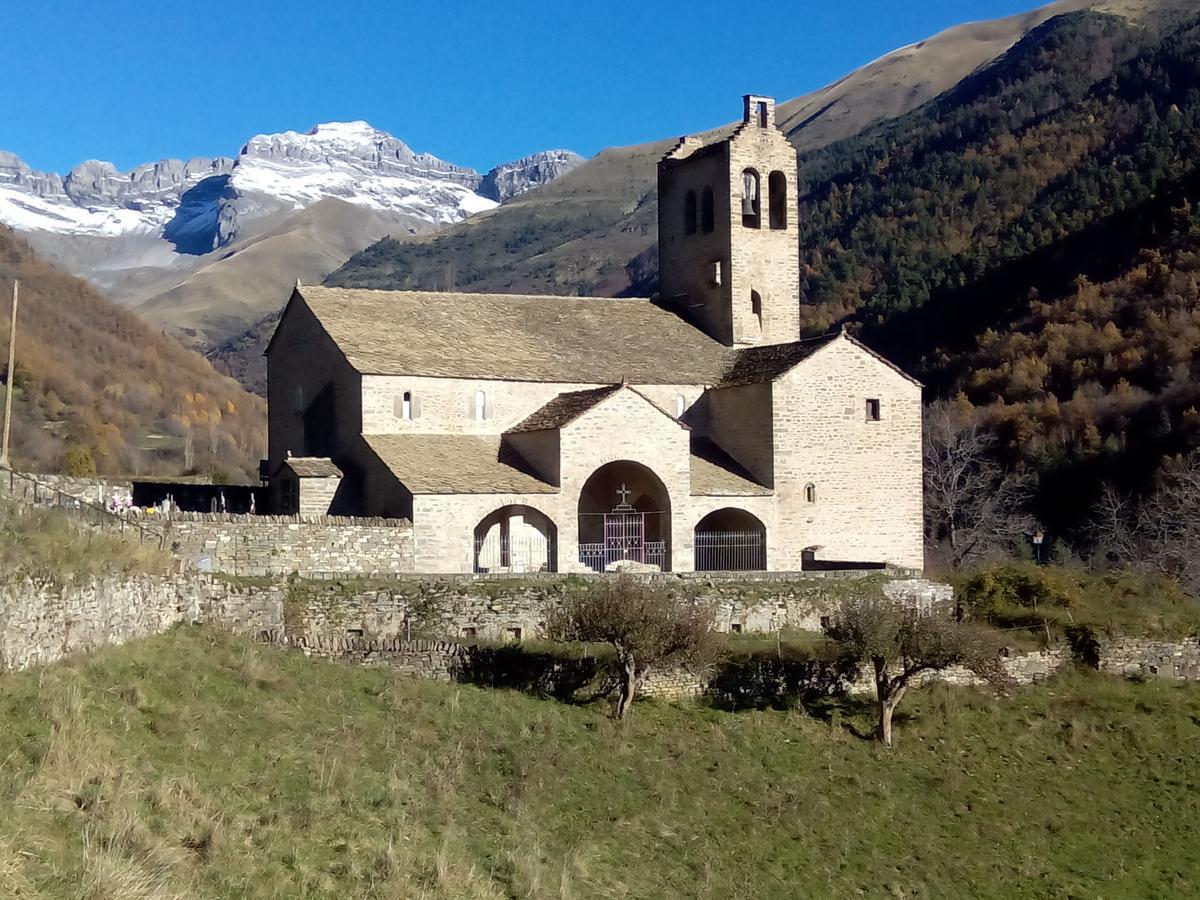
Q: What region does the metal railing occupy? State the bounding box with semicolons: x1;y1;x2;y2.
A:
694;530;766;572
1;467;166;549
473;534;557;574
579;540;668;572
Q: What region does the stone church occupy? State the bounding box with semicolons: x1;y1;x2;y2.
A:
265;95;924;574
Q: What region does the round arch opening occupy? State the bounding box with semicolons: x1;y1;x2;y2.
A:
578;461;671;572
473;505;557;573
694;508;766;572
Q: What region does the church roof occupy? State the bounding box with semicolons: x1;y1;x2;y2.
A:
719;333;842;387
508;385;622;433
293;285;730;384
363;434;556;495
689;437;773;497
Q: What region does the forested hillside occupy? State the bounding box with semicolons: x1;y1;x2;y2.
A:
792;10;1200;529
0;227;264;478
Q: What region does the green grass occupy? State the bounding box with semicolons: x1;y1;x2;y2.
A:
0;501;170;584
1;628;1198;898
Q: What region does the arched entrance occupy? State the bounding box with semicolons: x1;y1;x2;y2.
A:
473;505;557;573
694;508;766;571
578;461;671;571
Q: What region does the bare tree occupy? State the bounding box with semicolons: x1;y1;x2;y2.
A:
547;577;720;719
1088;454;1200;594
924;400;1036;569
827;596;1008;748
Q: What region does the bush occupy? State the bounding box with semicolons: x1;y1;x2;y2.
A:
958;564;1082;626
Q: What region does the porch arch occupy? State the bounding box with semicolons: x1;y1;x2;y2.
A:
577;460;671;571
473;504;558;573
693;508;767;571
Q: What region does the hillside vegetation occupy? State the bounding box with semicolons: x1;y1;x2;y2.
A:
0;227;264;478
1;628;1198;898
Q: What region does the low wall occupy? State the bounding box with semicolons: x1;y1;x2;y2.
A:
0;575;198;671
163;514;415;577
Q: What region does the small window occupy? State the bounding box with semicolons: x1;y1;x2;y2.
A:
820;615;831;633
750;290;763;332
804;483;817;504
474;389;487;421
291;385;305;413
506;627;522;643
675;395;686;418
684;190;697;235
461;626;477;638
866;399;881;422
768;170;787;230
730;623;743;634
398;391;413;421
711;260;722;286
701;186;714;233
756;101;768;128
741;169;760;229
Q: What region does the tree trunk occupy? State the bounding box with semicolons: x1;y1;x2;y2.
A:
876;684;907;749
616;658;638;720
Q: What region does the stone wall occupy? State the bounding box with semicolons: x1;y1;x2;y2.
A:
1100;638;1200;679
162;513;415;577
0;576;196;671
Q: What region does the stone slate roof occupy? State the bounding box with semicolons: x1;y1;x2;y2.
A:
282;457;342;478
508;385;622;433
689;437;772;497
719;333;841;387
363;434;556;495
294;285;730;384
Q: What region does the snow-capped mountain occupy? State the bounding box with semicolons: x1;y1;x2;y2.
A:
0;123;582;349
0;122;497;251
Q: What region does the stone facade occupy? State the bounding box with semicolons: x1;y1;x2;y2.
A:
162;513;414;577
1100;638;1200;679
263;94;924;576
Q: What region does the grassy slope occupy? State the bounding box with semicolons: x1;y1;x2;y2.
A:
1;628;1198;899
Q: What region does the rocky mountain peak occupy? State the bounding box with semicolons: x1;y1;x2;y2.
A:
480;149;586;202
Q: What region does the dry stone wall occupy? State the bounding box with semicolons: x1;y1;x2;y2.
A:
162;513;415;576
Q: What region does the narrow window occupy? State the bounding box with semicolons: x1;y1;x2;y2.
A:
769;170;787;230
675;394;686;418
756;101;768;128
741;169;760;228
401;391;413;421
750;290;763;332
684;190;697;235
701;186;714;233
710;260;722;286
805;483;817;504
866;398;881;422
474;389;487;421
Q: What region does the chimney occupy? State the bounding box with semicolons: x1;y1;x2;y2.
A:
743;94;776;129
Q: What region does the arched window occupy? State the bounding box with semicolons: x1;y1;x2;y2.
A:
805;483;817;504
675;394;686;418
701;186;715;233
769;170;787;230
750;290;763;332
400;391;413;421
474;389;487;421
741;169;760;229
684;190;697;235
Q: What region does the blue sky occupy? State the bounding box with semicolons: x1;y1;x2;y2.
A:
1;0;1050;174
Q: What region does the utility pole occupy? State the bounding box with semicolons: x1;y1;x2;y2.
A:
0;280;17;469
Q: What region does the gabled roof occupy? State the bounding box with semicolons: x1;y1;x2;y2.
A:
508;385;622;433
363;434;556;495
509;384;689;435
290;285;730;384
719;330;923;388
689;437;772;497
719;333;841;387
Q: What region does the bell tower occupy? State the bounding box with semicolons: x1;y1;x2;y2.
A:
658;94;800;347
